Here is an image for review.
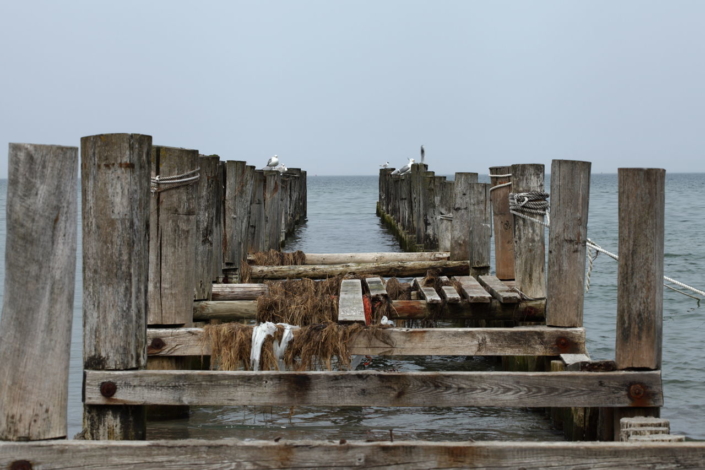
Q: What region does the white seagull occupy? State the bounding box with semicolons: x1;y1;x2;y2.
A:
273;163;287;174
380;161;390;168
267;155;279;167
392;158;415;175
420;145;425;164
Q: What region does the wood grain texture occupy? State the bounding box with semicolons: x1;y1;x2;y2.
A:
247;170;266;254
339;279;365;323
616;168;665;370
422;173;443;250
2;440;704;470
489;166;515;280
439;286;461;303
193;300;257;321
148;146;198;326
84;370;662;408
0;143;78;440
468;183;492;276
82;134;150;370
211;283;268;300
148;326;586;357
224;161;254;264
243;260;470;280
264;171;282;250
364;277;388;299
212;161;225;281
438;180;455;252
300;252;450;265
453;276;491;303
478;275;521;304
193;155;220;300
411;163;428;245
546;160;591;327
511;164;546;299
450;172;479;261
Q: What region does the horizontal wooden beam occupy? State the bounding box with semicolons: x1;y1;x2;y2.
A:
3;440;703;469
191;299;547;322
211;284;268;300
85;370;662;408
231;260;470;280
147;326;585;357
301;251;450;265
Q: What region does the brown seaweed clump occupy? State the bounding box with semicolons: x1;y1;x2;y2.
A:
203;322;253;371
257;277;340;326
385;277;412;300
251;249;306;267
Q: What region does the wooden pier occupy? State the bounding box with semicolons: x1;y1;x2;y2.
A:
1;136;701;469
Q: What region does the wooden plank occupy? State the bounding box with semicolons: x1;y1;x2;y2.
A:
413;278;442;304
616;168;665;370
242;260;470;280
148;145;199;326
453;276;491;303
511;163;546;299
478;275;521;304
439;286;461;303
299;252;451;265
364;277;388;299
339;279;365;323
468;182;492;276
450;172;479;261
193;301;257;321
148;326;585;357
194;155;220;300
489;165;515;280
0;143;78;441
2;440;705;469
81;133;150;440
84;370;662;408
546;160;591;327
211;283;268;300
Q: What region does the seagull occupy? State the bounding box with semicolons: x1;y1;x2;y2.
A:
380;162;390;168
392;158;415;175
273;163;287;174
267;155;279;167
420;145;425;164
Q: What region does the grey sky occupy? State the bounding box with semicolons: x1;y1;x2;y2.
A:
1;1;703;177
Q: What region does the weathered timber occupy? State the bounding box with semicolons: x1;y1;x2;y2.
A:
339;279;366;323
148;326;585;357
298;252;450;265
85;370;662;408
194;155;220;300
247;170;266;254
489;166;515;280
224;161;254;265
551;360;567;431
263;170;282;250
241;260;470;279
279;174;289;244
439;285;462;303
423;173;443;250
450;172;479;261
453;276;492;303
0;143;78;441
438;180;455;252
364;277;388;299
81;133;150;440
148;145;199;326
478;275;521;304
546;160;591;327
468;182;492;276
616;168;665;370
193;300;257;321
212;161;224;281
145;357;189;420
511;164;546;299
413;278;442;304
211;283;268;300
3;440;705;470
378;168;394;217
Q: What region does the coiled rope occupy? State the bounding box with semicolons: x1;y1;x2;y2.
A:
151;167;200;193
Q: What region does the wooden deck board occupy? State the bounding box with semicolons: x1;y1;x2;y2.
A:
339;279;365;323
479;275;521;303
453;276;491;303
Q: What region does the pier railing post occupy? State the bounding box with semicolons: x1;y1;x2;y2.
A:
450;172;479;262
0;144;78;441
194;155;221;301
546;160;591;327
489;166;515;280
468;183;491;277
81;133;151;439
510;164;546;299
263;170;282;251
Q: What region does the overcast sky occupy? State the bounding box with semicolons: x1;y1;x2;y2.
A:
1;1;703;177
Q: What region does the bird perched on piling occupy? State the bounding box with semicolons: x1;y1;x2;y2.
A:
420;145;425;164
380;162;390;168
273;164;287;174
392;158;415;176
262;155;280;171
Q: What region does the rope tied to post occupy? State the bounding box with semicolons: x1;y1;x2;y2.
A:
509;191;550;227
151;167;201;193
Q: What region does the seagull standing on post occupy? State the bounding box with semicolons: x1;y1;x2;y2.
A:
392;158;415;175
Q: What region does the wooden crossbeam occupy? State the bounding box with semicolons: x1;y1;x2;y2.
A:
413;278;442;304
147;326;586;357
453;276;491;303
478;275;521;303
339;279;365;323
3;440;704;469
84;370;662;408
211;284;268;301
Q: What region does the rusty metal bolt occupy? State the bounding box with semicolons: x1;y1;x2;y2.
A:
150;337;166;350
556;337;569;349
100;381;117;398
10;460;33;470
629;383;645;399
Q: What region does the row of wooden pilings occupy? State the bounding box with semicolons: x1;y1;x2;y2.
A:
0;134;307;441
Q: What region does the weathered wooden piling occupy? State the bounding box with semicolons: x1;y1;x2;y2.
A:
194;155;221;300
438;180;455;252
511;164;546;299
247;170;266;255
148;146;199;326
0;144;78;441
81;133;151;440
450;172;479;262
489;166;515;280
224;161;254;266
546;160;591;327
467;182;491;277
212;161;225;281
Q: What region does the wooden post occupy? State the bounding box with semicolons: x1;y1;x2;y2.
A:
148;146;199;326
81;133;151;440
450;173;479;261
423;174;444;250
263;170;282;251
545;160;591;327
615;168;665;369
194;155;220;300
511;164;546;299
438;180;454;252
248;170;265;254
224;161;254;266
280;174;290;245
302;170;307;220
0;144;77;441
411;163;428;246
212;161;225;282
489;166;515;280
468;183;491;277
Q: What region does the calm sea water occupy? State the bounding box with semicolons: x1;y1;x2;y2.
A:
1;173;703;440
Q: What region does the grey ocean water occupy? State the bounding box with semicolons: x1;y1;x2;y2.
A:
0;173;703;440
